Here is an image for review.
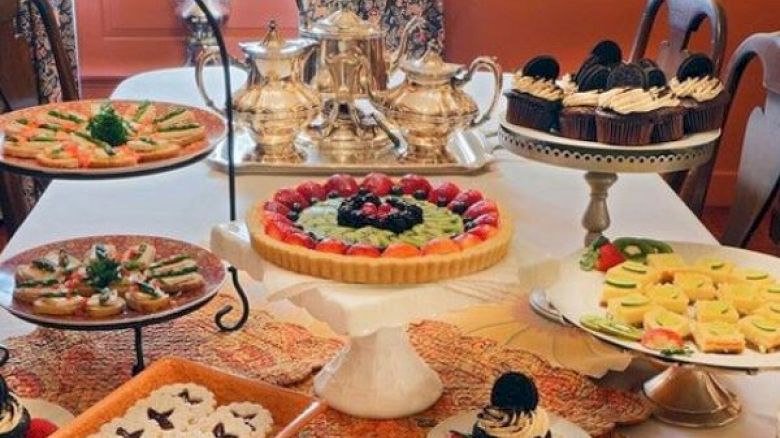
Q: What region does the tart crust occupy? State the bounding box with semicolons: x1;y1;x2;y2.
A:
247;203;513;284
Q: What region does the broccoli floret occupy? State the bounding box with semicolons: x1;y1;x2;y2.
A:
87;104;128;147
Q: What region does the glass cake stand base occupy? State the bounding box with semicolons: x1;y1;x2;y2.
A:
643;366;742;428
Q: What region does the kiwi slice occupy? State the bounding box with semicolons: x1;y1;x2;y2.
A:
605;278;637;289
752;319;778;332
621;295;650;307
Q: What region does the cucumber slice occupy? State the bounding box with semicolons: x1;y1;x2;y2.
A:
605;278;638;289
622;262;648;274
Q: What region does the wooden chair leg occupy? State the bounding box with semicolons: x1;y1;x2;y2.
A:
0;172;34;236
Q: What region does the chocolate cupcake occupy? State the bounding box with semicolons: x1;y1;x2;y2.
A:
596;88;658;145
472;372;552;438
0;378;30;438
505;56;564;131
559;91;601;141
650;92;685;143
669;54;728;133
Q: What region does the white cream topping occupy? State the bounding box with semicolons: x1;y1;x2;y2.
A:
87;289;122;308
0;394;25;433
513;74;563;101
563;90;600;108
669;76;724;102
476;407;551;438
598;88;680;114
556;73;578;95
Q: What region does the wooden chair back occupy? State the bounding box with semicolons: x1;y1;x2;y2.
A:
711;32;780;247
629;0;727;77
0;0;78;234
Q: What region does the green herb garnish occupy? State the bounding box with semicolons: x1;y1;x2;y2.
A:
148;266;198;279
86;255;121;290
74;132;115;156
16;118;28;125
32;258;57;272
136;281;161;297
660;347;693;357
156;123;200;133
86;103;128;147
48;110;84;124
153;108;185;124
148;254;190;270
17;278;59;288
133;101;151;122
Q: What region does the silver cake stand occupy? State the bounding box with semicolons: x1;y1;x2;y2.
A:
498;112;720;245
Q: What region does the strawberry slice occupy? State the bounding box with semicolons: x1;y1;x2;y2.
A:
428;182;461;206
346;243;381;257
641;328;684;351
263;201;291;216
595;243;625;272
315;238;348;254
360;172;394;196
398;174;432;196
463;200;498;220
324;174;359;197
283;232;316;249
273;188;309;209
449;189;484;209
26;418;58;438
296;181;326;202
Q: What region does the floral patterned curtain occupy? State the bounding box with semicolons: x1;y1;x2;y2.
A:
309;0;445;57
11;0;78;214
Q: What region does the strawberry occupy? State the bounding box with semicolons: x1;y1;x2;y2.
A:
324;174;359;197
346;243;381;257
428;182;461;206
283;232;316;249
382;242;421;258
265;221;297;241
449;189;483;209
263;200;290;216
453;232;483;249
398;174;432;196
315;238;348;254
595;242;625;272
273;188;309;210
296;181;326;202
469;213;499;228
422;237;461;255
26;418;58;438
361;172;394;196
262;212;293;226
468;224;499;240
463;200;498;220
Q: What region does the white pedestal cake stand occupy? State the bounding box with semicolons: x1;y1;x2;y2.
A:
210;223;519;419
498;113;720;246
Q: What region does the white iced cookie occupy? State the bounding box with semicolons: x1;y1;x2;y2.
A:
195;411;255;438
215;403;274;437
149;384;216;421
126;395;195;432
90;415;163;437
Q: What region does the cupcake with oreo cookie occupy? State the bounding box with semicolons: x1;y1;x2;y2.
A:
559;63;611;141
642;64;686;143
0;378;30;438
472;372;551;438
595;63;660;145
669;54;728;134
505;56;564;131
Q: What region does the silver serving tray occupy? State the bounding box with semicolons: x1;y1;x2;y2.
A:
207;128;493;175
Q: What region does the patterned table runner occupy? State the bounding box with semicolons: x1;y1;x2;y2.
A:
0;294;650;437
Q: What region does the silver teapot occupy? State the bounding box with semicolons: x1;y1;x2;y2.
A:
195;21;320;163
373;44;502;163
297;0;424;97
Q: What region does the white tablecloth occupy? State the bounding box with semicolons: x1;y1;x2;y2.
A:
0;67;776;437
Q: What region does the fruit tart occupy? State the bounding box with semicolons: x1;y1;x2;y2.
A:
247;173;513;284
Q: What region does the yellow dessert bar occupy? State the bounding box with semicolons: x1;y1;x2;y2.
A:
752;303;780;322
717;282;763;315
606;261;658;284
646;253;686;269
673;271;717;301
643;306;691;338
600;277;642;305
644;283;690;314
695;300;739;323
738;315;780;353
732;268;775;286
694;257;735;274
761;284;780;303
607;294;653;326
692;322;745;353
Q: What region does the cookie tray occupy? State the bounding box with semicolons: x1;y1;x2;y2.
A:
207;128;494;175
50;357;327;438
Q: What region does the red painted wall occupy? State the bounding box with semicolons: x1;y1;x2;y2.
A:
77;0;779;206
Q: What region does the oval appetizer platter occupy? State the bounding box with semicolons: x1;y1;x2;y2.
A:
0;235;227;329
547;241;780;370
0;99;225;179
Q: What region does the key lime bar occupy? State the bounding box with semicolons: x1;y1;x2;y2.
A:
695;300;739;323
716;282;763;315
692;322;745;353
738;315;780;353
644;284;690;314
643;306;691;338
600;277;642;305
761;284;780;303
733;268;775;286
607;294;652;326
752;303;780;322
673;271;717;300
605;261;658;284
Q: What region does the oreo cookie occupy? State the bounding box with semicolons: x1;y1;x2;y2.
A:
636;58;659;70
606;63;646;89
574;55;600;83
522;55;560;80
577;64;610;91
677;53;715;81
591;40;623;66
490;372;539;413
645;67;668;89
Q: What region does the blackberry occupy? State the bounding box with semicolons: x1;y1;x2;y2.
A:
286;211;299;221
390;185;403;196
328;190;340;199
310;197;320;205
436;196;449;207
358;187;371;196
450;201;467;214
413;189;428;200
291;202;303;212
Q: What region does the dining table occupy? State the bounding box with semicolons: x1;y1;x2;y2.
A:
0;66;777;437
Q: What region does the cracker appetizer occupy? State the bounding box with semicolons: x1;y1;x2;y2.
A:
32;293;85;316
125;282;171;314
86;289;126;318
